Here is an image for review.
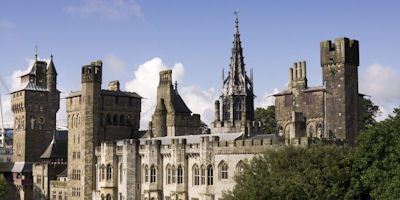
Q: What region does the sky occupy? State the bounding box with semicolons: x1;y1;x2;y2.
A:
0;0;400;129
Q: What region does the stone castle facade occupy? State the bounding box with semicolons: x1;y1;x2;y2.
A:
274;38;362;145
9;15;363;200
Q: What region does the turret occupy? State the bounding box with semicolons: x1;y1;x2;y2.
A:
214;100;220;122
46;55;57;92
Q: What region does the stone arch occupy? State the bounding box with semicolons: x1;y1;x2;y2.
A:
236;160;244;175
166;164;171;184
218;160;228;180
306;123;316;137
192;164;199;186
106;114;111;125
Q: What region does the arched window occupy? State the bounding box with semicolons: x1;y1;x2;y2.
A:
219;161;228;180
150;165;157;183
207;165;213;185
177;165;183;184
307;123;315;137
113;114;118;125
106;194;112;200
101;164;105;180
236;161;244;175
106;114;111;125
119;164;123;184
120;115;124;125
106;164;112;180
144;165;149;182
201;165;206;185
166;165;171;184
193;164;199;186
172;166;176;183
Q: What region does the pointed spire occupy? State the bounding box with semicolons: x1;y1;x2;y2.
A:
234;10;239;35
34;45;38;61
47;54;57;75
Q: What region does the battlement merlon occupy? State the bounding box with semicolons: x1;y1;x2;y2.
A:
81;60;103;83
321;37;359;66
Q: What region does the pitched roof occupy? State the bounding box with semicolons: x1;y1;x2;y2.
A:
56;168;68;178
173;90;191;113
13;81;48;93
40;131;68;160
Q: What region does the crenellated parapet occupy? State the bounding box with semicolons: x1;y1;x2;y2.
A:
321;37;359;67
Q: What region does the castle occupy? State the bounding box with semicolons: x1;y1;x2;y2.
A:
7;15;363;200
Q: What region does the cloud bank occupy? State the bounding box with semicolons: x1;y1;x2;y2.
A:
125;57;218;130
360;63;400;120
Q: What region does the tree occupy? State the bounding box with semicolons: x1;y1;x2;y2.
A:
0;174;8;197
223;143;352;200
361;98;380;130
254;106;276;134
346;107;400;199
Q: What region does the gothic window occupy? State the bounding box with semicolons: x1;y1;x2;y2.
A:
58;192;62;200
172;166;176;183
144;165;149;182
306;93;313;105
307;123;315;137
201;165;206;185
193;164;199;186
177;165;183;184
106;164;112;180
219;161;228;180
150;165;157;183
284;95;292;107
207;165;213;185
236;161;244;175
127;115;132;126
106;194;112;200
101;165;105;180
166;165;171;184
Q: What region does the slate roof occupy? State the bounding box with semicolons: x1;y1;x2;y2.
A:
13;81;48;93
56;168;68;178
173;90;191;113
66;90;142;99
11;162;33;173
40;131;68;160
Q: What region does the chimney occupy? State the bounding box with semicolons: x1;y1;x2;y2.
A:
108;81;120;91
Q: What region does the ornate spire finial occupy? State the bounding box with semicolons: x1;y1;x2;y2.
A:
174;81;178;90
34;45;38;60
234;10;239;33
50;54;53;60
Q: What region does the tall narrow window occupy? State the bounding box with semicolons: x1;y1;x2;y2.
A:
193;165;199;186
150;165;157;183
119;164;123;184
220;162;228;180
167;165;171;184
172;166;176;183
101;165;105;180
144;166;149;182
201;165;206;185
207;165;213;185
106;164;112;180
177;165;183;184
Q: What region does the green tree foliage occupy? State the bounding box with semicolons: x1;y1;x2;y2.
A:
254;106;276;134
0;174;8;197
346;107;400;199
223;143;352;200
361;98;380;130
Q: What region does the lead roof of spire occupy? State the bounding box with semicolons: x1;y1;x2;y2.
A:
47;54;57;74
228;11;247;87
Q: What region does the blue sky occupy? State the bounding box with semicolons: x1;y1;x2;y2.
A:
1;0;400;128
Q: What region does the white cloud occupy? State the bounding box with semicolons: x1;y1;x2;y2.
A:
65;0;143;20
125;57;218;130
0;19;15;30
104;53;125;77
360;63;400;121
254;88;279;109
